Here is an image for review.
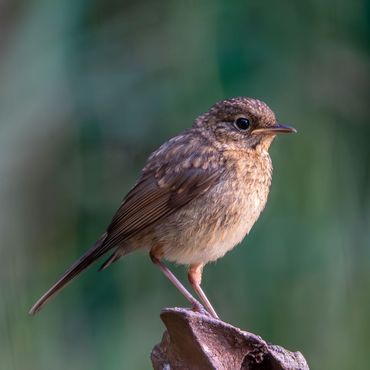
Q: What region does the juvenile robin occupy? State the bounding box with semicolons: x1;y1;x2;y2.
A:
29;97;296;318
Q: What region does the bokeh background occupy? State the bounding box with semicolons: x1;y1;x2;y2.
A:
1;1;369;369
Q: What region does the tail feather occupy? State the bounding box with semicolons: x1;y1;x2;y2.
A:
29;233;108;315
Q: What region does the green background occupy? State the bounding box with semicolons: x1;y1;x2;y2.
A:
1;1;369;369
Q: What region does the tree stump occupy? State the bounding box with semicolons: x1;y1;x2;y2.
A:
151;308;309;370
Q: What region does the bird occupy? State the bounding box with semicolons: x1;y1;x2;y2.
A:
29;97;296;318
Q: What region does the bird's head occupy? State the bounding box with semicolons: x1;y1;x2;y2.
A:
194;97;296;152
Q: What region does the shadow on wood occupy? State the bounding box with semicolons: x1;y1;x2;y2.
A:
151;308;309;370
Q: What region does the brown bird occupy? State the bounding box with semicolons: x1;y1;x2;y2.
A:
29;97;296;318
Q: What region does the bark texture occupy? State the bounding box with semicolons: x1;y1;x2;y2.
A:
151;308;309;370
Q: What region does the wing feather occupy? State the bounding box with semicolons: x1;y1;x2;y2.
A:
103;167;221;250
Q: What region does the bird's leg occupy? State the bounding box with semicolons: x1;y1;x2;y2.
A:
188;263;219;319
149;252;208;315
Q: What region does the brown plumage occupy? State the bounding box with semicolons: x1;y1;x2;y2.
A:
29;97;296;317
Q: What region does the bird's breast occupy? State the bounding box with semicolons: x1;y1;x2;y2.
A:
155;154;272;265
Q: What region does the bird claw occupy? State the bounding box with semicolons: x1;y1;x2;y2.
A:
191;302;212;317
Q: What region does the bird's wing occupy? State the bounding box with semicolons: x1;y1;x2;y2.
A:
103;166;221;251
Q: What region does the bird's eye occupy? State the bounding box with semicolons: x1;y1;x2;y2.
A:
234;117;251;131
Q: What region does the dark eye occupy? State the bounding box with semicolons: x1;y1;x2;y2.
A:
234;117;251;131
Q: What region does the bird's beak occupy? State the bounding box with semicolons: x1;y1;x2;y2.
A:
252;123;297;135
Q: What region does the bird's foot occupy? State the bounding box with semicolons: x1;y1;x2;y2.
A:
191;302;213;317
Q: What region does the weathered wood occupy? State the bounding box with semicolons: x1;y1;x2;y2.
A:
151;308;309;370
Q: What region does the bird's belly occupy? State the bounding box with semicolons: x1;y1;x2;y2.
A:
173;217;251;265
154;183;268;265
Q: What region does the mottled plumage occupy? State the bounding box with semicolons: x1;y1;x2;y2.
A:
30;97;295;317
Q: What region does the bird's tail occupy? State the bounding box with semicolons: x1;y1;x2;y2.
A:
29;233;109;315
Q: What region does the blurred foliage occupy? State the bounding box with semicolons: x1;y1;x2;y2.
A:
1;0;369;369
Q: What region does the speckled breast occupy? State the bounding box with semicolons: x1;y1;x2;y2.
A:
155;152;272;266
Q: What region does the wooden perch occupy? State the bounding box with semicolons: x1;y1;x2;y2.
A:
151;308;309;370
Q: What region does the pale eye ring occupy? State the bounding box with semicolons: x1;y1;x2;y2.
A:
234;117;251;131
